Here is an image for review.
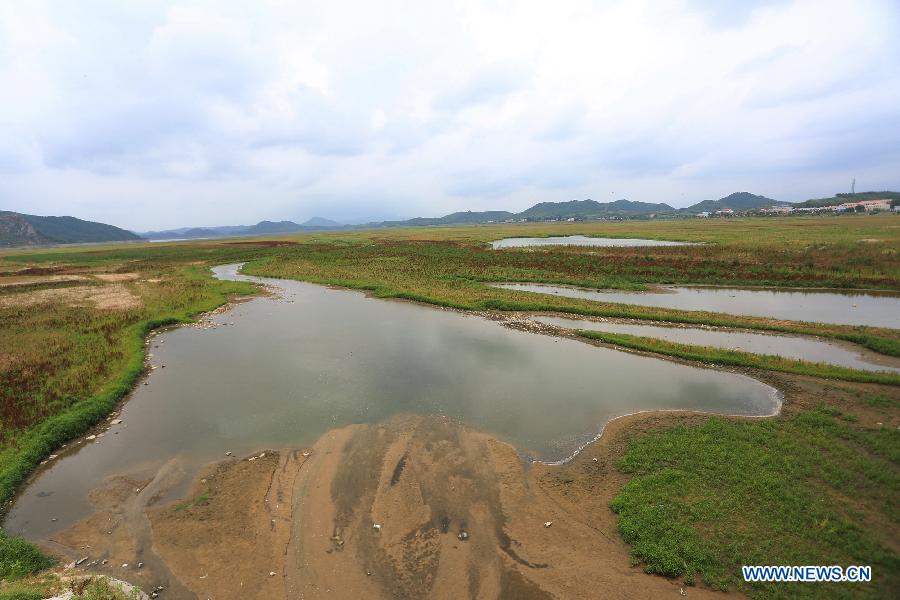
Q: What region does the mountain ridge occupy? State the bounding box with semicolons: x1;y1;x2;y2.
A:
0;211;142;248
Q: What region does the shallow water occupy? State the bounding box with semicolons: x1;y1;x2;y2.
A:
533;316;900;373
492;283;900;328
492;235;695;249
6;264;778;540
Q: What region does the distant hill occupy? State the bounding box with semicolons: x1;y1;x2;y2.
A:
518;199;674;219
0;211;142;248
302;217;344;227
141;217;348;240
682;192;781;213
383;210;516;227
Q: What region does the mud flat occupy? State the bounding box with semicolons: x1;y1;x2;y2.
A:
44;414;735;600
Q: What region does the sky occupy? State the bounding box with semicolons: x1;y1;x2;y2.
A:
2;0;899;231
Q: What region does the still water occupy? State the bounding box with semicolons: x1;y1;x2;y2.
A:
532;316;900;373
491;283;900;328
492;235;696;249
6;264;778;540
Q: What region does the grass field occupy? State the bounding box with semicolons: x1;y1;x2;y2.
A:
611;396;899;598
0;214;898;597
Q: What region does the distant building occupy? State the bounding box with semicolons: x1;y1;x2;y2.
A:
715;208;734;216
696;212;710;218
836;199;892;212
760;205;794;215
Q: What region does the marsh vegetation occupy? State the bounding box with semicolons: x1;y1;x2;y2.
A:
0;215;897;598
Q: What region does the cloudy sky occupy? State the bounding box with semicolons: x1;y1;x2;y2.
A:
2;0;899;230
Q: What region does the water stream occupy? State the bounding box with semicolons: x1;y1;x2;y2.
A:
6;264;780;541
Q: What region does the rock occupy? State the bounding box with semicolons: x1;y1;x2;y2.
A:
86;435;97;441
137;562;143;568
680;587;687;596
121;563;128;568
225;451;232;456
372;523;382;531
592;457;598;462
269;571;277;576
75;556;89;566
543;521;553;528
110;419;122;425
457;531;469;541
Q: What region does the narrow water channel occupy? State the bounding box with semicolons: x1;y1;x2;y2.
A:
5;264;779;542
532;316;900;373
492;235;697;248
491;282;900;328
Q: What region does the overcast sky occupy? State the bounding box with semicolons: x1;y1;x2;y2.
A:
2;0;899;230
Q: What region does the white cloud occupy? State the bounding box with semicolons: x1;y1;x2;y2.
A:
1;0;899;230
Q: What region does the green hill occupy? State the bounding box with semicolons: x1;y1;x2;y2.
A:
517;199;674;220
0;211;142;247
683;192;780;213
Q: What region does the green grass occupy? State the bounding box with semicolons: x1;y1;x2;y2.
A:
610;410;899;598
0;537;52;581
576;330;900;386
0;575;142;600
174;491;211;512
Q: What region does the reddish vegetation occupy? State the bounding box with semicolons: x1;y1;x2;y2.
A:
224;240;299;247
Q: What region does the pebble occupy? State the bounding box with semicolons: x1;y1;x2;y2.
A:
225;451;232;456
543;521;553;528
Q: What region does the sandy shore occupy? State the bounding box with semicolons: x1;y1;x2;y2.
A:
43;411;732;600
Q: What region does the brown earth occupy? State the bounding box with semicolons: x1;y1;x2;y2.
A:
0;282;142;310
47;413;728;600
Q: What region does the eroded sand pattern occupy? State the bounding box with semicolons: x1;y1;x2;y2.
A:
49;415;725;599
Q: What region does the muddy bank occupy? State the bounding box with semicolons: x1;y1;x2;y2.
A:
44;413;724;600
